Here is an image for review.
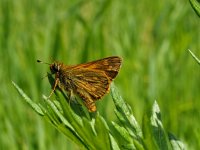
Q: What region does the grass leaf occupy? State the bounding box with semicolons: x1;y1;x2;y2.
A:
12;81;185;150
111;84;143;139
12;81;44;116
189;0;200;17
168;133;185;150
150;101;170;149
188;49;200;65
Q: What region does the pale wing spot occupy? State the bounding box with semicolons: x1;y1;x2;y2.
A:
108;65;113;69
92;77;99;80
91;87;96;91
103;61;109;65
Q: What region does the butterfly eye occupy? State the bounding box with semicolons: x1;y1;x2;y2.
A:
50;63;59;74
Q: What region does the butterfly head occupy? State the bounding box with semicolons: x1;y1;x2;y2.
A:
50;62;63;74
37;60;63;74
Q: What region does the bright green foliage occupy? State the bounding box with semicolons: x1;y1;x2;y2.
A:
12;81;185;150
188;49;200;65
12;81;112;150
0;0;199;149
189;0;200;17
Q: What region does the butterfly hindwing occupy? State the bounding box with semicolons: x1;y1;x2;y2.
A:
72;69;110;100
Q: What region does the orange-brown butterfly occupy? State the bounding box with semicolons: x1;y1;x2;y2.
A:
37;56;122;112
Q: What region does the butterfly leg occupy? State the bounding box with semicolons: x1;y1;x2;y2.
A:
48;75;59;98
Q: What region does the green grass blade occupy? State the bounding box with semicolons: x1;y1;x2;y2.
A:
93;114;111;150
142;111;159;149
42;95;74;129
111;84;143;139
12;81;44;116
51;86;113;150
11;79;185;149
109;134;121;150
168;133;185;150
150;101;170;150
188;49;200;65
189;0;200;17
112;121;134;144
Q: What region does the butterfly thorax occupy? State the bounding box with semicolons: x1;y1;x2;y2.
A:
51;63;75;91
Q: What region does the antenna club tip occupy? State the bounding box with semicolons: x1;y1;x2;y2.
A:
37;59;51;65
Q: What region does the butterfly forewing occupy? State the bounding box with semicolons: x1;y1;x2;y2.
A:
66;56;122;80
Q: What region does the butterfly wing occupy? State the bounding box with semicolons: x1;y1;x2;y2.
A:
62;56;122;112
69;56;122;99
70;69;110;112
72;69;110;99
67;56;122;80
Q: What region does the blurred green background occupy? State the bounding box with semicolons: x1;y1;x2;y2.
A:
0;0;199;149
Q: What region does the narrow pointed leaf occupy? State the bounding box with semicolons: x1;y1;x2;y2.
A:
111;84;142;138
93;114;111;150
189;0;200;17
12;81;44;116
188;49;200;65
150;101;170;149
109;134;121;150
112;121;133;144
168;133;185;150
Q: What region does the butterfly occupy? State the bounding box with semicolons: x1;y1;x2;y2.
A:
37;56;122;112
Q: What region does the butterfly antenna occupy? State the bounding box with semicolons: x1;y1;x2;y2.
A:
37;60;51;65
